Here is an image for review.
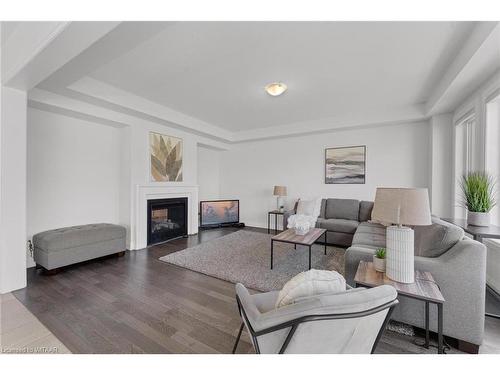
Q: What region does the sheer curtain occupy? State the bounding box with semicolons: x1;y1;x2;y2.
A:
486;94;500;226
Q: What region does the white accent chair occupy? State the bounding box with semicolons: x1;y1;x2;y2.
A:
232;283;398;354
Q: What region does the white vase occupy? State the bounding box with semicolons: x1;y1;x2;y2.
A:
294;226;310;235
373;255;386;273
467;211;490;227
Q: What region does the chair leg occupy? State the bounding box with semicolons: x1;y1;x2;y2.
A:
232;323;244;354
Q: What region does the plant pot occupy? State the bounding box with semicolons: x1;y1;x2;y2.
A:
373;255;386;273
467;211;490;227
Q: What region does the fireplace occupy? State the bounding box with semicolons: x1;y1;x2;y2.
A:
147;197;188;245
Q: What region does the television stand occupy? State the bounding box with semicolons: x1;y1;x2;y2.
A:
199;222;245;230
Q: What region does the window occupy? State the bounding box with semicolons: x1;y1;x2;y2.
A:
486;93;500;226
454;114;476;218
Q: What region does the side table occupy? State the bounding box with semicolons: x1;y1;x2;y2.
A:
354;261;446;354
267;210;284;234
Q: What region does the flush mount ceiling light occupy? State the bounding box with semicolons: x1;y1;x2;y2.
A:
265;82;287;96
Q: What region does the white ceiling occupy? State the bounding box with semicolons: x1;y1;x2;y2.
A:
85;21;477;131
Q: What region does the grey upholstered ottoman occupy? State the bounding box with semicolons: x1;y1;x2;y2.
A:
33;223;127;272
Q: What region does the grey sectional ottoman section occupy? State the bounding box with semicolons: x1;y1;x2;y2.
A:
33;223;127;270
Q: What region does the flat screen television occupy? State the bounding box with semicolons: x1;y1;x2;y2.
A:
200;200;239;227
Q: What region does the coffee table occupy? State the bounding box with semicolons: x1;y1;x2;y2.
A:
271;228;327;270
354;261;446;354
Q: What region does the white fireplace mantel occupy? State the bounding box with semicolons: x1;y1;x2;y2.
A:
131;184;199;250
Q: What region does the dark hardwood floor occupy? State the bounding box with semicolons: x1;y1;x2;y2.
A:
13;227;463;354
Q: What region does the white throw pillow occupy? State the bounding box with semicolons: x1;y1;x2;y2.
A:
275;269;346;308
312;197;322;218
296;198;321;217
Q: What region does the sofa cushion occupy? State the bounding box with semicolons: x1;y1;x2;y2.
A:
325;198;360;221
275;269;346;308
352;221;387;249
33;223;127;252
319;219;359;234
414;217;464;257
359;201;374;222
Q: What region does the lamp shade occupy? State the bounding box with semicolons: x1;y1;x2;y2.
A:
371;188;431;226
273;186;287;196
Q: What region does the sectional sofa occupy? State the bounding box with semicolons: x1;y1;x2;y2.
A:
284;198;374;246
284;198;487;352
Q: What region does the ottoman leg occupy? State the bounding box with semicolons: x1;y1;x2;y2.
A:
44;268;61;276
116;251;126;257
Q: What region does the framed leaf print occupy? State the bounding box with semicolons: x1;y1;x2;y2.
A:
150;132;183;182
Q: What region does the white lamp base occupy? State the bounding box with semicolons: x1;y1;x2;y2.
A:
386;225;414;284
277;196;285;212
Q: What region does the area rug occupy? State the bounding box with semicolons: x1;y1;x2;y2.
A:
159;230;345;292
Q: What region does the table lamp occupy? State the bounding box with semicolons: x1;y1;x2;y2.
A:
371;188;431;283
273;186;287;212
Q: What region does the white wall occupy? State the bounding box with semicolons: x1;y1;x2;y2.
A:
220;121;430;228
27;108;122;263
429;113;454;218
0;87;28;293
197;146;221;201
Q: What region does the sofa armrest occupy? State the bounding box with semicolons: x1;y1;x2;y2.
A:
413;238;486;285
413;238;486;306
413;238;487;344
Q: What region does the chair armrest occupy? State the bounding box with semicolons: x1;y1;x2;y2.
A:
235;283;263;325
245;286;396;333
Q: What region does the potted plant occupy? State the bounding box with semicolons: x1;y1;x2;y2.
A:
460;172;497;227
373;248;386;273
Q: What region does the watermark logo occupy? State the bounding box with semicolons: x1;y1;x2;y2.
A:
1;346;59;354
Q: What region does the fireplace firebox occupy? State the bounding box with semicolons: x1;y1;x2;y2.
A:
147;197;188;245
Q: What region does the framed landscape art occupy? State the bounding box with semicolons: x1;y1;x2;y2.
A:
325;145;366;184
150;132;183;182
